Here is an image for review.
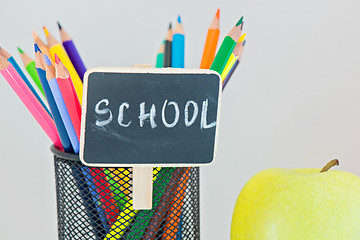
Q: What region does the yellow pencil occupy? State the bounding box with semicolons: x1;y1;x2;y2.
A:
43;26;83;105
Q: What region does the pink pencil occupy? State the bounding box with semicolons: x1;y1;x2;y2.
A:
55;54;81;140
0;56;62;149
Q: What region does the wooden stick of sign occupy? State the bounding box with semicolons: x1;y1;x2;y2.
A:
131;65;153;209
132;167;154;209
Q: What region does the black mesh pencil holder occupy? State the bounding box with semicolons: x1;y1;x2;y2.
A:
51;145;200;240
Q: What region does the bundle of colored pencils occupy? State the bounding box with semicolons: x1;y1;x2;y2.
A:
156;10;246;90
0;10;246;240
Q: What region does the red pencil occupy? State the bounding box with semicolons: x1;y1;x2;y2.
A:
54;54;81;140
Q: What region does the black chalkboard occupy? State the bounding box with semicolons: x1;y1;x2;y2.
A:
80;68;221;167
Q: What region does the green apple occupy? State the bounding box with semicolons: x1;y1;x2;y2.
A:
231;160;360;240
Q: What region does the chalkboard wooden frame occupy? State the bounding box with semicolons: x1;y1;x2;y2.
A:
79;67;222;168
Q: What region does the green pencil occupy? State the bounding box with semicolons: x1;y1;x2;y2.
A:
104;168;127;210
18;47;45;96
210;17;243;75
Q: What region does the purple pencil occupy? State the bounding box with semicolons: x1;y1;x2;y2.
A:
222;59;239;90
222;40;246;90
58;22;87;81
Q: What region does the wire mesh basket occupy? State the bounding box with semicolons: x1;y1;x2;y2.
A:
51;145;200;240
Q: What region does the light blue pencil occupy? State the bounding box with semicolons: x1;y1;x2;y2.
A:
44;54;79;154
171;15;185;68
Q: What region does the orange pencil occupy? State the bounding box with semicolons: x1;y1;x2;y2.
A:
143;168;184;239
162;168;190;239
200;9;220;69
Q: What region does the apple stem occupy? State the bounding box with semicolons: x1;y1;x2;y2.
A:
320;159;339;173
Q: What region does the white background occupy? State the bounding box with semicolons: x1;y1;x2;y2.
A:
1;0;360;239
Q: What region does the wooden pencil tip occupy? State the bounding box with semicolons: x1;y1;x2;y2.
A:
177;15;182;23
168;23;172;29
216;9;220;19
57;21;62;30
32;31;38;40
242;40;246;46
54;54;61;64
17;47;23;54
34;44;42;53
236;16;244;26
43;26;49;37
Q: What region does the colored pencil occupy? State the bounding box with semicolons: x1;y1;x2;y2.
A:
200;9;220;69
143;168;182;239
156;40;165;68
73;166;108;239
0;47;52;117
44;54;79;153
0;55;62;149
57;21;87;80
43;26;83;105
18;47;45;96
172;16;185;68
103;168;126;209
34;44;72;152
210;16;243;75
109;168;132;196
162;168;190;239
221;33;246;81
32;31;54;65
163;24;173;68
88;168;120;224
54;54;81;140
223;40;246;90
103;168;136;240
104;168;162;240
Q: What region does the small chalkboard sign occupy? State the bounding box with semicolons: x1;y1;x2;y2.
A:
80;68;221;167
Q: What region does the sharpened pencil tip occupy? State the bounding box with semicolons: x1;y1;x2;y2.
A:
17;47;23;54
44;54;52;66
43;26;49;37
169;23;172;29
34;44;42;53
54;54;61;64
216;9;220;19
178;15;182;23
57;21;62;30
243;40;246;46
236;16;244;27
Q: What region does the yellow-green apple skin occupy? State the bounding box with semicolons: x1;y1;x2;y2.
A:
231;168;360;240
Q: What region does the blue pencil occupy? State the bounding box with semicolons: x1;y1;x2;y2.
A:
44;54;79;154
34;44;72;152
83;168;111;231
0;47;52;117
171;15;185;68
